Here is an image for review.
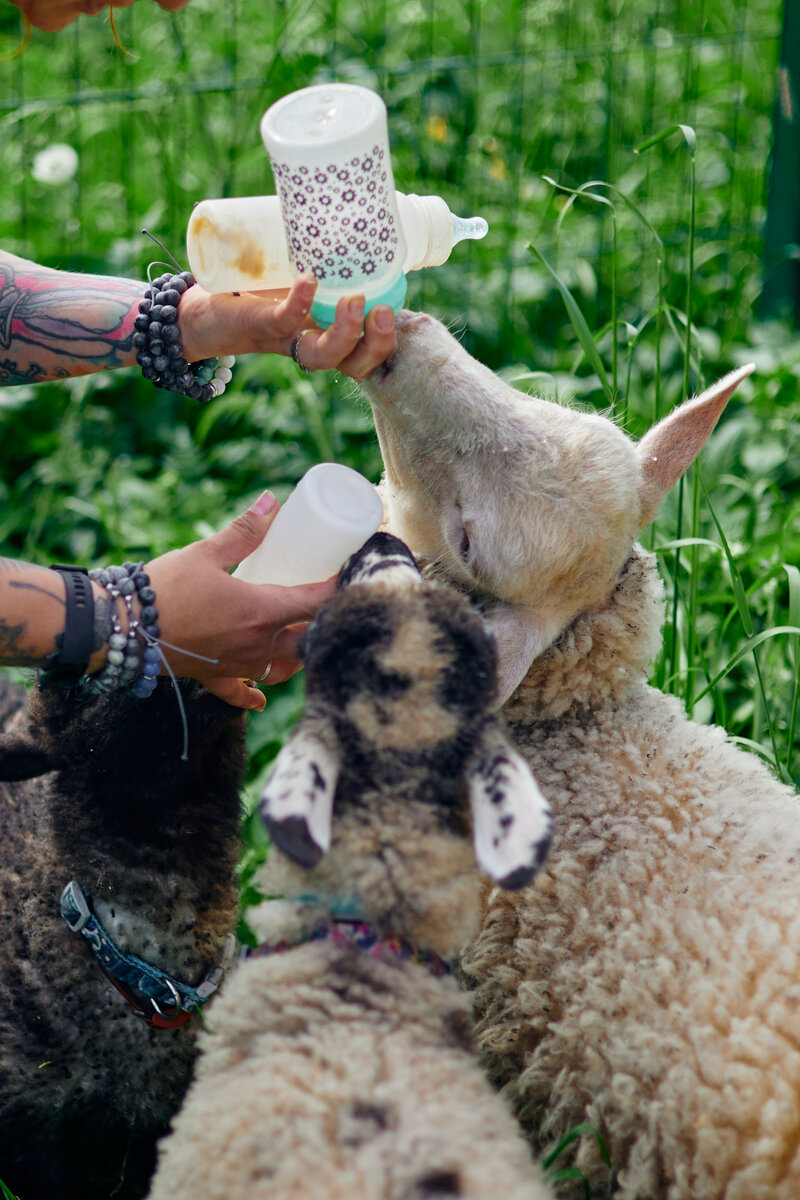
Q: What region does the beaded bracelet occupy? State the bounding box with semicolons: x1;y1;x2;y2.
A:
84;564;161;697
132;270;235;404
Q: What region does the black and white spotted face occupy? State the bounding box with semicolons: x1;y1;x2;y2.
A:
260;530;552;888
302;569;497;748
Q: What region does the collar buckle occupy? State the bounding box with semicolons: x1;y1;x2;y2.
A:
60;879;92;933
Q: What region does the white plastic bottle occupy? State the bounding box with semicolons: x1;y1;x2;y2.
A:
233;463;384;587
186;191;488;297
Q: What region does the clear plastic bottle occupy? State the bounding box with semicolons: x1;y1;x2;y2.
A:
186;191;488;297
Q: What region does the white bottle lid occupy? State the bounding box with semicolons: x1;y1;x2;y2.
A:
261;84;385;156
233;463;384;586
260;84;408;327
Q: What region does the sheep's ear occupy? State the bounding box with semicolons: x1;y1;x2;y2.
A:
638;363;754;528
258;726;341;869
484;605;562;708
468;724;553;889
0;731;58;781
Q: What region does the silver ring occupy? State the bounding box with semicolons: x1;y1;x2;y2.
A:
290;330;313;374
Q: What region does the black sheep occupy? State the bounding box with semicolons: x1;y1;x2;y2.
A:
0;674;246;1200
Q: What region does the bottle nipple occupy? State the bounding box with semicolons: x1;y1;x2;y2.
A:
451;214;489;247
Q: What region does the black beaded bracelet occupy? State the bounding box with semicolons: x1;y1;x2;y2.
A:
132;271;235;404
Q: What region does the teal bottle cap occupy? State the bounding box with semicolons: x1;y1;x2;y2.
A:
310;271;409;329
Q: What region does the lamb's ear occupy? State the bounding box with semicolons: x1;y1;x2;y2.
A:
468;723;553;889
0;731;59;781
484;605;562;707
258;725;341;869
638;363;755;528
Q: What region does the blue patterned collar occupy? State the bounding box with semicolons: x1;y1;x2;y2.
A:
60;880;235;1029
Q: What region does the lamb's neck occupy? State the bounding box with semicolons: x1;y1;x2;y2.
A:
503;545;666;724
252;799;482;961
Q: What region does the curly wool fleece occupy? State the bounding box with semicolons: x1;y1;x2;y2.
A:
463;547;800;1200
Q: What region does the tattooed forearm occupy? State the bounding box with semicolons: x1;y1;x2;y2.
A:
8;580;64;605
0;563;112;672
0;559;69;668
0;618;46;668
0;251;144;385
0;557;29;574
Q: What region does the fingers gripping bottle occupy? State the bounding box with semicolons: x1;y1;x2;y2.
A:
233;464;384;587
186;84;488;327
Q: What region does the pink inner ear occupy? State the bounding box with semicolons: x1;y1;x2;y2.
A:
637;363;754;529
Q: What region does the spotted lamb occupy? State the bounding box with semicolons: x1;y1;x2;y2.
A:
0;675;246;1200
358;311;800;1200
147;532;555;1200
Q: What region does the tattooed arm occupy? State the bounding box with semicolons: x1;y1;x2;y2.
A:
0;496;339;708
0;251;142;384
0;558;112;671
0;250;395;386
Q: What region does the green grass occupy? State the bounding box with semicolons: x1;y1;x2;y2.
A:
0;3;797;1193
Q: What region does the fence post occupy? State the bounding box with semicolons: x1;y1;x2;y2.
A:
764;0;800;321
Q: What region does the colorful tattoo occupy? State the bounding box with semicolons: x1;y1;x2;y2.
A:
0;252;142;384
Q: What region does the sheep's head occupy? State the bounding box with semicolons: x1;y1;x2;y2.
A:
361;311;754;704
259;533;552;898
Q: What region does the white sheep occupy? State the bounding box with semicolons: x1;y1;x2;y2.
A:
360;312;799;1200
147;532;555;1200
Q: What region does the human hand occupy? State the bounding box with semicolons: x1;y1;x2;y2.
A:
144;491;336;710
12;0;193;33
178;274;395;382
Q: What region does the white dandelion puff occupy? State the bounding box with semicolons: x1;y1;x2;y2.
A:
31;144;79;185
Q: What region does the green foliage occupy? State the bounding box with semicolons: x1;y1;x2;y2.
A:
543;1123;612;1197
0;2;795;793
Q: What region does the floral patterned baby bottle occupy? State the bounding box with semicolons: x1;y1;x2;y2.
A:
260;84;408;328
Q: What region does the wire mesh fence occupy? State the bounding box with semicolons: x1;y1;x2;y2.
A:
2;1;800;777
0;0;782;368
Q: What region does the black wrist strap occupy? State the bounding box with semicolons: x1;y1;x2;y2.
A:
48;566;94;677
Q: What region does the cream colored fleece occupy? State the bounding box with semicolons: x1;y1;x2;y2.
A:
148;944;555;1200
462;547;800;1200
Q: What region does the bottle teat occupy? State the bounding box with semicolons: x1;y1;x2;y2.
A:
395;193;489;271
452;214;489;246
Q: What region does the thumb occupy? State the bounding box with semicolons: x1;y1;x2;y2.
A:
208;491;278;570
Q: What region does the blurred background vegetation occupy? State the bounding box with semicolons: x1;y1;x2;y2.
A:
0;0;797;846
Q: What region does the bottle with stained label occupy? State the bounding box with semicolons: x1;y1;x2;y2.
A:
186;84;487;327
